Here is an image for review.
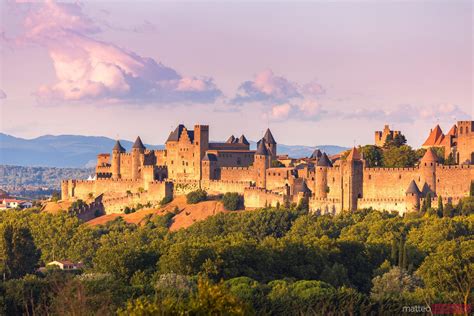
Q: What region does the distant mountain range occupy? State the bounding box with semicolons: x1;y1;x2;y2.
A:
0;133;348;168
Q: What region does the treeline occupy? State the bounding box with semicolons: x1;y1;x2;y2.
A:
0;196;473;315
0;165;93;188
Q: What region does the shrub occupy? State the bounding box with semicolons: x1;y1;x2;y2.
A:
160;196;173;206
222;193;243;211
186;189;207;204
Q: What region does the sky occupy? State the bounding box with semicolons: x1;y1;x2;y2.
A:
0;0;472;147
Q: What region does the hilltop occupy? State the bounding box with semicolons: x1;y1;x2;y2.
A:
0;133;347;168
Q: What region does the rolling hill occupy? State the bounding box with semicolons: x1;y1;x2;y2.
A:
0;133;347;168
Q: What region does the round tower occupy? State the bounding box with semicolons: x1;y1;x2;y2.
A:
315;153;332;198
112;140;125;179
254;139;270;188
405;180;421;213
132;136;146;180
420;148;437;195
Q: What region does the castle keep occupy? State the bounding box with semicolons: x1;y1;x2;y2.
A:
62;122;474;215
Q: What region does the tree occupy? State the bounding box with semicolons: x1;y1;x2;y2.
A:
186;189;207;204
384;133;407;148
0;225;40;279
360;145;383;167
271;160;285;168
222;193;243;211
417;240;473;315
470;181;474;197
437;196;443;216
445;153;456;165
382;145;418;167
443;201;454;218
371;267;422;301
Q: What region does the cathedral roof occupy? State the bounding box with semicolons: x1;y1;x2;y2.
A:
263;128;276;144
421;148;438;163
422;125;445;147
132;136;146;150
406;180;421;195
203;153;217;161
255;139;269;156
317;153;333;167
166;124;194;143
113;140;126;152
226;135;236;143
238;135;250;145
310;149;323;159
346;147;361;161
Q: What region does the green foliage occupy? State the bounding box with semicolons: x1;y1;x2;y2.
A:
51;191;61;202
0;205;472;314
222;192;243;211
159;195;173;206
0;225;40;279
360;145;383;167
271;160;285;168
382;145;418;168
470;181;474;197
186;189;207;204
384;133;407;148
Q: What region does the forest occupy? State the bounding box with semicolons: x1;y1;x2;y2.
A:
0;192;473;315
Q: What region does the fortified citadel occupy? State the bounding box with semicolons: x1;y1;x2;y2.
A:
62;121;474;215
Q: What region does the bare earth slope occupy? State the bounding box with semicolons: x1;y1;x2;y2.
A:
86;196;227;230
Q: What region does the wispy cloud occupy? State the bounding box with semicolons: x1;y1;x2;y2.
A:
340;103;470;123
268;99;326;121
9;1;222;104
232;69;324;105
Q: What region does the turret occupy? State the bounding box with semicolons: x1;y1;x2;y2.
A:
342;147;363;211
254;139;270;188
420;148;437;194
315;153;332;198
132;136;145;180
112;140;125;179
405;180;421;213
263;128;277;160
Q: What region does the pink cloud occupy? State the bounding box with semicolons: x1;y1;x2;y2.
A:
232;69;325;106
0;89;6;99
269;99;325;121
12;1;221;103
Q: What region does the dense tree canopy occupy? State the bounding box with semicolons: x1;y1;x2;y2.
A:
0;203;472;315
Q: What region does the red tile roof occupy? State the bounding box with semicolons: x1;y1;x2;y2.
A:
422;125;445;147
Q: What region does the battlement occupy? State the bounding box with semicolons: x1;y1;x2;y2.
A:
221;166;252;171
311;197;341;203
358;197;405;203
244;187;284;196
364;167;418;172
438;164;474;170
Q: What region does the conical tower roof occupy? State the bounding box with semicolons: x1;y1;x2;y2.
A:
132;136;146;150
346;147;361;161
255;138;269;155
310;149;322;159
406;180;421;195
238;135;250;145
263;128;276;144
113;140;125;152
226;135;236;143
317;153;333;167
202;153;217;161
421;148;438;163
